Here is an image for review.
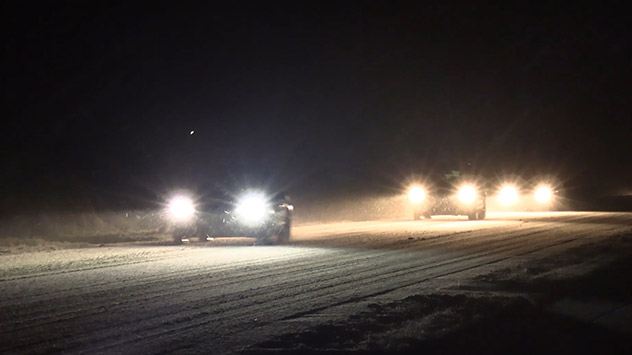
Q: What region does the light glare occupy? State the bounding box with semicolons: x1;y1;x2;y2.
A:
535;186;553;203
498;186;518;206
408;186;426;203
458;185;477;204
168;196;195;222
235;192;269;226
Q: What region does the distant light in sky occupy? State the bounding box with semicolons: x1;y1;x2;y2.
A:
190;130;195;135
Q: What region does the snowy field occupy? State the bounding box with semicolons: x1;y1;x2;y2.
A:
1;212;631;354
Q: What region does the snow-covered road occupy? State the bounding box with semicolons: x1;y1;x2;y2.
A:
1;212;631;354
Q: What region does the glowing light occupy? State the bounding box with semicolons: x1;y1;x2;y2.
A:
498;185;518;206
458;185;477;204
168;196;195;222
235;191;269;226
535;186;553;203
190;130;195;135
408;186;426;203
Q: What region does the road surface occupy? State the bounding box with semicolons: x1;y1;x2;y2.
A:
1;212;631;354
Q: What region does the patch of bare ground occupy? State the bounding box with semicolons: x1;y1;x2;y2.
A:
245;234;632;354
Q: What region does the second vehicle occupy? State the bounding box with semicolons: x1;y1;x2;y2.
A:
408;171;487;220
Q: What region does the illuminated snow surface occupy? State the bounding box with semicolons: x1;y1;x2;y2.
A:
1;212;631;354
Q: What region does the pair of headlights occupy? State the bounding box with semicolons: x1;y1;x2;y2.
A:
166;191;275;225
408;185;554;205
497;185;553;205
408;185;479;204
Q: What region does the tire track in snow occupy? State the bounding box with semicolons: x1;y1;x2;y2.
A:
1;213;630;354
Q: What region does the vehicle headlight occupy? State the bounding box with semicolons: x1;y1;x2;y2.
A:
167;196;196;222
408;186;426;203
234;191;270;226
498;185;518;206
534;186;553;203
458;185;477;204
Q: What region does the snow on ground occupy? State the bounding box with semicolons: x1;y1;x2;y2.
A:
0;212;631;354
247;232;632;354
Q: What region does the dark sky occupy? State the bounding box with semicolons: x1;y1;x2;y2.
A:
2;1;631;211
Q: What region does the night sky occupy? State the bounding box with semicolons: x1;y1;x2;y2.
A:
3;1;631;212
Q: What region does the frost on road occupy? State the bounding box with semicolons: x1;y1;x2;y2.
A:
1;212;631;354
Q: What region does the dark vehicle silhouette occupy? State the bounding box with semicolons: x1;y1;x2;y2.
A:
166;189;292;244
408;171;486;220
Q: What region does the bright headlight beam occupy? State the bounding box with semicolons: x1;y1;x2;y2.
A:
535;186;553;203
458;185;477;204
168;196;195;222
234;192;269;226
408;186;426;203
498;185;518;206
